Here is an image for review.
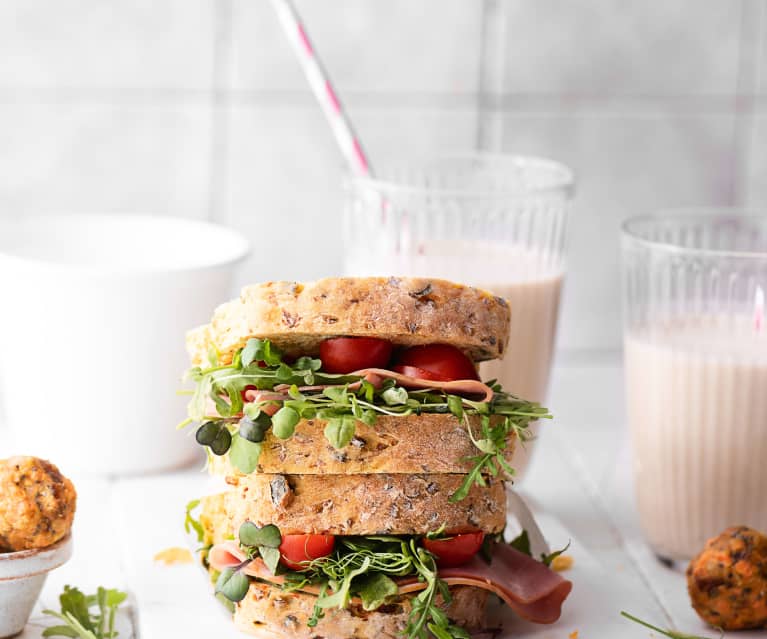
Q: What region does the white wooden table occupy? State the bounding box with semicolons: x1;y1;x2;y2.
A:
5;357;761;638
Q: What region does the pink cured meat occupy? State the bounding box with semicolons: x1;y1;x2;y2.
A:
207;541;571;624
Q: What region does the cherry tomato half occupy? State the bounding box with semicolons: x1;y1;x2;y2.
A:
422;531;485;568
279;534;336;570
319;337;393;374
393;344;479;382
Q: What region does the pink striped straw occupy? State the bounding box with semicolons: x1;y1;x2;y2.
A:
269;0;373;178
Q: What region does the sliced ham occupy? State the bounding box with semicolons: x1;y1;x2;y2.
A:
437;544;572;624
242;390;286;415
351;368;494;402
207;541;571;624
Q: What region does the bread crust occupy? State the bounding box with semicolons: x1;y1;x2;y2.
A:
225;473;506;535
234;581;488;639
209;413;515;476
187;277;511;366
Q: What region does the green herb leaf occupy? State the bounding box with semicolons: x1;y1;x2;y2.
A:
259;546;282;574
318;557;372;609
381;386;409;406
42;625;79;638
184;499;204;544
215;567;250;603
542;541;571;567
239;522;282;548
446;395;464;420
324;415;356;449
240;338;261;367
229;434;262;474
509;530;531;556
355;572;398;611
620;611;722;639
42;584;128;639
272;406;300;438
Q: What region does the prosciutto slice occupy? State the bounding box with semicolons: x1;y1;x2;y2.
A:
207;541;571;624
350;368;494;402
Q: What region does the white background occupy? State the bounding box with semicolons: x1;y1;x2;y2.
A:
1;0;765;354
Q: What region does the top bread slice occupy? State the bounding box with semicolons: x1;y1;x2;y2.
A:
187;277;511;366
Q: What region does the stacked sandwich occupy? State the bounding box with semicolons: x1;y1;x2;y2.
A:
182;277;572;639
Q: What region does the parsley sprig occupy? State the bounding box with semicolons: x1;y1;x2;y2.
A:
43;585;127;639
181;338;551;500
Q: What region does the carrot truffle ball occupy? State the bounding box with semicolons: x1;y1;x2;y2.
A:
687;525;767;630
0;456;76;552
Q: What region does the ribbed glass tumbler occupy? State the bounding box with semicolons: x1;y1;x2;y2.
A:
622;212;767;560
343;153;574;479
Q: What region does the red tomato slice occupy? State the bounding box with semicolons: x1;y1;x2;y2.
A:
240;384;257;401
392;364;450;381
394;344;479;381
319;337;393;374
422;531;485;568
279;534;336;570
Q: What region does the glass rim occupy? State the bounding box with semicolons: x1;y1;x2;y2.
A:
622;209;767;260
344;152;575;199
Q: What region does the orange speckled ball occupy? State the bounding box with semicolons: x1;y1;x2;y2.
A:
0;456;76;552
687;525;767;630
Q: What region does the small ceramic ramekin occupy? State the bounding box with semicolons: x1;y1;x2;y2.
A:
0;534;73;638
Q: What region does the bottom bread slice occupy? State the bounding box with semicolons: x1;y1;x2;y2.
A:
234;580;488;639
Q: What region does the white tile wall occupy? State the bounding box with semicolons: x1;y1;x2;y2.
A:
228;0;482;95
497;113;737;350
501;0;743;96
0;103;213;217
0;0;763;354
223;103;478;288
0;0;216;90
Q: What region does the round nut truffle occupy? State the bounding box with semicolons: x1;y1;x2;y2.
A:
686;525;767;630
0;456;77;552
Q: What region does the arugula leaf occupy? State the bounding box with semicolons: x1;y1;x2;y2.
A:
239;522;282;548
542;541;571;567
272;406;300;438
182;338;552;504
324;415;356;449
509;529;531;556
229;434;262;474
317;557;372;609
183;500;205;544
215;567;250;603
355;572;398;611
42;585;128;639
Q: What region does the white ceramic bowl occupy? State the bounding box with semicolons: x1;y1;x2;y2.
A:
0;213;249;475
0;535;74;638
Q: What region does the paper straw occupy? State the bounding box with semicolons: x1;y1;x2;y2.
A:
269;0;372;178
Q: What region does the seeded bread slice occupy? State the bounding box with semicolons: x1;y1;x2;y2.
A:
208;413;516;476
187;277;511;366
233;581;488;639
224;473;506;536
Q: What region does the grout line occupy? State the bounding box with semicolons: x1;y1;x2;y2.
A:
558;433;677;626
206;0;234;224
733;0;766;206
475;0;505;150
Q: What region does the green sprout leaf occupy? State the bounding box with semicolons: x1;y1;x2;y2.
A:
215;567;250;603
272;406;300;439
229;434;262;474
509;530;531;556
259;546;281;574
324;415;356;449
239;522;282;548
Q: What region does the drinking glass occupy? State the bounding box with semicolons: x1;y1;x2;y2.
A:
622;211;767;559
344;153;574;478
